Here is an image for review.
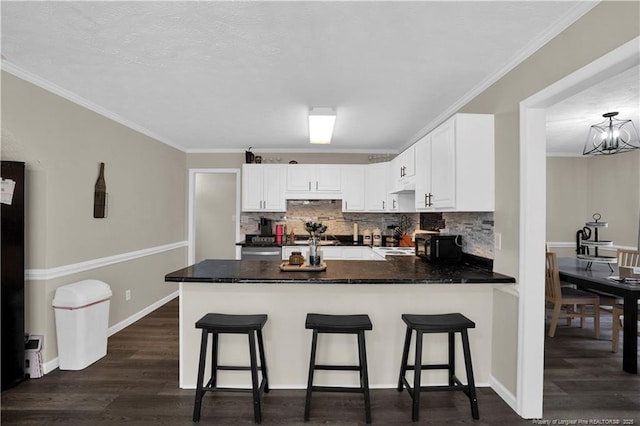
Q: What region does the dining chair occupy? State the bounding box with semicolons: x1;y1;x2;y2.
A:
611;249;640;352
545;252;600;338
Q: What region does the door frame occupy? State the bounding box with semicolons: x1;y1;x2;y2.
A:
187;168;241;264
517;37;639;418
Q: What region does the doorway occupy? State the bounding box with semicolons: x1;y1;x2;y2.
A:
188;169;241;264
517;37;639;418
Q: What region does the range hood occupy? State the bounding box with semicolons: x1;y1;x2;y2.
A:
389;179;415;194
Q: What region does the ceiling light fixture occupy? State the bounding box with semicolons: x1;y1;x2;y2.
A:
583;112;640;155
309;107;336;144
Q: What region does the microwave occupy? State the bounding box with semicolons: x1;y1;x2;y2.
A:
415;234;463;262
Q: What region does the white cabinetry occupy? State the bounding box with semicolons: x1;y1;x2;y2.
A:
286;164;341;199
341;165;366;212
241;164;286;212
365;162;389;211
282;245;381;260
414;113;494;211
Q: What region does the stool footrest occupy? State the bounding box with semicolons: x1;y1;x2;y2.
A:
401;376;469;393
217;365;264;371
312;385;365;394
314;364;361;371
405;363;450;371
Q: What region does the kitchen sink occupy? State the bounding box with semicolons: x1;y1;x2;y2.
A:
293;240;339;246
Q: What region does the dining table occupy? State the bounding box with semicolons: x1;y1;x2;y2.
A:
557;257;639;374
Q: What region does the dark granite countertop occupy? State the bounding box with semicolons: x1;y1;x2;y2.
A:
165;256;516;284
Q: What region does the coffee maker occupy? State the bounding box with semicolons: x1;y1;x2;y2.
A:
259;218;273;237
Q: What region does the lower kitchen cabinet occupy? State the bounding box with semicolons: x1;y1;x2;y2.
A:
282;245;381;261
241;164;286;212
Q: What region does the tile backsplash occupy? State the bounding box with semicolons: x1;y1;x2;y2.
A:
241;202;495;259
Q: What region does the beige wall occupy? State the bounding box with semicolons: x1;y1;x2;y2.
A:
547;152;640;256
2;71;187;364
457;1;640;397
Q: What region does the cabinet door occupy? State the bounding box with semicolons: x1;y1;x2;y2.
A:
286;165;315;192
430;119;456;209
242;164;264;211
402;145;415;178
316;165;341;192
341;166;365;211
414;134;432;210
263;165;286;211
365;162;388;211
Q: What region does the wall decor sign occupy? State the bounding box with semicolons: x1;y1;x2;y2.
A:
93;162;107;218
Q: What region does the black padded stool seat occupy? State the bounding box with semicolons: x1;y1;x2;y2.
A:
304;313;373;424
193;313;269;424
397;313;479;422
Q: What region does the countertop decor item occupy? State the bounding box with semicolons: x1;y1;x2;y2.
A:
305;221;327;266
279;261;327;272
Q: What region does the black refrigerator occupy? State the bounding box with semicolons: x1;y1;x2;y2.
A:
1;161;26;391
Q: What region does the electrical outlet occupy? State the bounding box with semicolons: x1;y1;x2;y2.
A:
495;233;502;251
125;289;131;301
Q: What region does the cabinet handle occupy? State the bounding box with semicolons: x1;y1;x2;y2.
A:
382;201;385;209
427;193;433;207
424;193;428;207
393;199;397;209
316;181;318;190
309;181;311;191
345;201;348;210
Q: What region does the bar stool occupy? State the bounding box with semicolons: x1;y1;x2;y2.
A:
193;313;269;424
397;313;479;422
304;313;373;424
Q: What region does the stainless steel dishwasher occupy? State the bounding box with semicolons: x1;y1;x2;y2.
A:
240;246;282;260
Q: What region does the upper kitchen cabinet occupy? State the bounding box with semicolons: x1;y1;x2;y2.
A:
414;113;494;212
389;145;415;194
242;164;287;212
365;162;388;211
341;165;366;212
286;164;341;199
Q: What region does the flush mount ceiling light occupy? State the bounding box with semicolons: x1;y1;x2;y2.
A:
308;107;336;144
583;112;640;155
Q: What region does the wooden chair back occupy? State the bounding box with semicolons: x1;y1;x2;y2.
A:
545;252;561;302
617;249;640;267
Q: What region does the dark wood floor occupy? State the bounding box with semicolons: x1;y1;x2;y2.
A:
2;299;638;425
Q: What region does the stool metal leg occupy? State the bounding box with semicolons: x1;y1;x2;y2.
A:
193;330;209;422
461;329;480;420
448;332;455;386
211;332;219;389
357;330;372;424
248;331;262;424
304;329;319;421
412;331;423;422
256;329;269;393
397;326;412;392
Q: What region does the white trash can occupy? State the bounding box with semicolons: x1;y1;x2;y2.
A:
52;279;112;370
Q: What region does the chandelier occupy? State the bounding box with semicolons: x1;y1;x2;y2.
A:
583;112;640;155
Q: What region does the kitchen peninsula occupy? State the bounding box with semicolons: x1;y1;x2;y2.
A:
166;257;515;389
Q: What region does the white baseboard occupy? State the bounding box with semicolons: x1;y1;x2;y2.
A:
489;375;518;413
180;381;490;390
41;291;180;375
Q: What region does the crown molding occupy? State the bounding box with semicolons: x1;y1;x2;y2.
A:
1;60;187;153
403;0;600;151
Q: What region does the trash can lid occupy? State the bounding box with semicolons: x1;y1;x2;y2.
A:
52;279;112;309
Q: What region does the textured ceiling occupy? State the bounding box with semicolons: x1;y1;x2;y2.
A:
1;1;607;154
546;65;640;156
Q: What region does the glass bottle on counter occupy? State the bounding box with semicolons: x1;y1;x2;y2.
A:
307;237;323;266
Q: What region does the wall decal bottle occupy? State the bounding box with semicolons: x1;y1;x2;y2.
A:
93;162;106;218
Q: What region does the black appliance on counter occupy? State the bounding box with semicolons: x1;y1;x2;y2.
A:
259;218;273;237
2;161;26;391
415;234;463;262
